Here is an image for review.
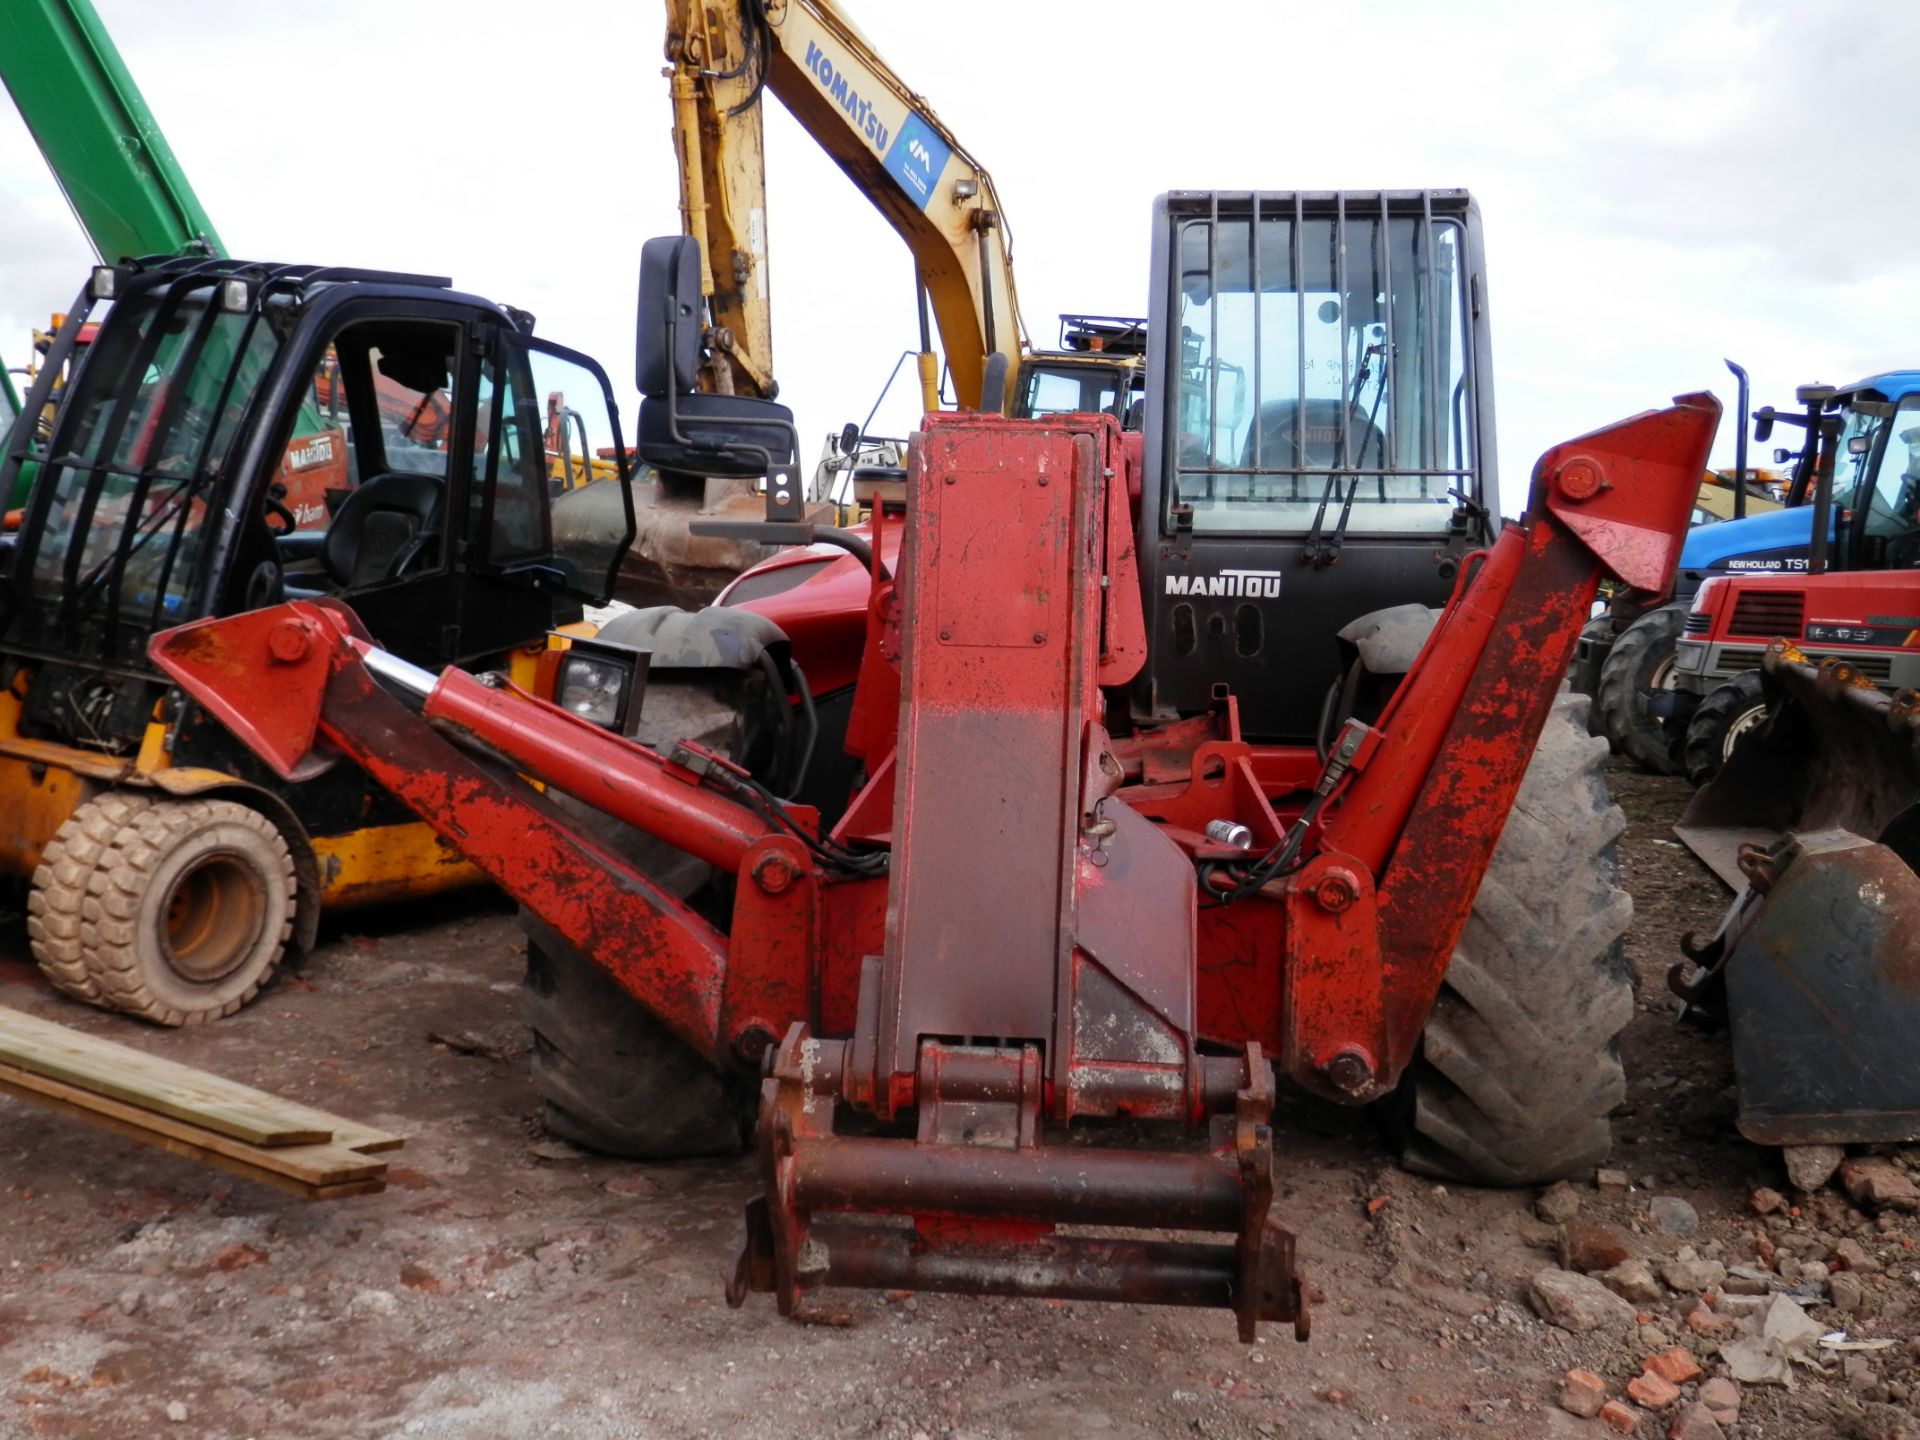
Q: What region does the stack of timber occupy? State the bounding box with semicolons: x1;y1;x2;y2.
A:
0;1006;401;1199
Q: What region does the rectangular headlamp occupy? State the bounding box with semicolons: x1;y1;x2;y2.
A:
553;634;651;737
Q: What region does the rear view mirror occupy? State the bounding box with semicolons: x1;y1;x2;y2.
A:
839;421;860;455
1752;407;1775;443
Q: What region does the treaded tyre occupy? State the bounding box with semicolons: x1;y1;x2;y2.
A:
1396;691;1634;1185
66;797;296;1025
1568;614;1613;737
27;791;156;1005
523;932;749;1159
1595;602;1686;774
1681;672;1768;788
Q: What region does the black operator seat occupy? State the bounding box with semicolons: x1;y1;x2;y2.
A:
634;235;796;480
321;471;445;588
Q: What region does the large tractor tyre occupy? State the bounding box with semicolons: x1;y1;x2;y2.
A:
1680;672;1769;788
514;657;809;1161
27;791;157;1005
1568;615;1614;738
1594;603;1687;774
44;796;297;1026
1396;691;1634;1185
523;933;750;1159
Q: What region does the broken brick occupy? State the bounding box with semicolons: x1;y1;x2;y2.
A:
1839;1157;1920;1214
1559;1368;1607;1418
1559;1222;1634;1273
1643;1347;1702;1386
1627;1371;1681;1409
1683;1307;1739;1338
1599;1398;1642;1433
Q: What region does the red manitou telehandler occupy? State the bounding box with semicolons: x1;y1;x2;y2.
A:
150;195;1717;1338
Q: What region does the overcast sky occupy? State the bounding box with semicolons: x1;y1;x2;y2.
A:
3;0;1915;517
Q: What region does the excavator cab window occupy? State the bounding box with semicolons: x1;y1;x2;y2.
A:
1169;206;1474;535
1018;362;1143;426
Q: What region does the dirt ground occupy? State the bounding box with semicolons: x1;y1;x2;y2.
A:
0;762;1916;1440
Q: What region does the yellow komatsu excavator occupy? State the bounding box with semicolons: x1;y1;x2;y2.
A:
625;0;1143;603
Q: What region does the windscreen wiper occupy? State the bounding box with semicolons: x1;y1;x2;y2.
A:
1301;471;1342;565
1321;476;1360;565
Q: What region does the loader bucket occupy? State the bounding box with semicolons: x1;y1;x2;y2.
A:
1673;646;1920;1144
1675;645;1920;886
1710;829;1920;1145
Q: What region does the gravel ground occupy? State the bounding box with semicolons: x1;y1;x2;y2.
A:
0;763;1914;1439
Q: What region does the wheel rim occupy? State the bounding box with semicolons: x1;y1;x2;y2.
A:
161;850;267;983
1650;652;1678;694
1721;703;1768;762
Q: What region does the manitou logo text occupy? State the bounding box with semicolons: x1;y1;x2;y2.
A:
284;434;335;471
1164;568;1284;599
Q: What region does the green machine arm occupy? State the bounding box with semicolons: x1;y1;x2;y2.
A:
0;0;223;261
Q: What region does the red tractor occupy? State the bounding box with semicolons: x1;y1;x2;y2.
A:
151;195;1716;1338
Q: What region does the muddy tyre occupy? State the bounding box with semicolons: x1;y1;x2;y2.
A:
1396;691;1634;1185
35;796;297;1025
27;791;157;1005
1681;672;1768;787
1568;614;1613;737
1595;603;1686;774
523;931;749;1159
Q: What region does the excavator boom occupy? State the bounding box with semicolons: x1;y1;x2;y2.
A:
665;0;1021;409
0;0;223;261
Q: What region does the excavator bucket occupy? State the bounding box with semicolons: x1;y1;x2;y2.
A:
1672;646;1920;1144
1675;645;1920;886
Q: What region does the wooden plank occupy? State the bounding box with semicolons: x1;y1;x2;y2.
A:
0;1007;333;1146
237;1094;404;1156
0;1063;388;1186
0;1069;387;1200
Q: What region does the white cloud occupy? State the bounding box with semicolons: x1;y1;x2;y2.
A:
2;0;1914;516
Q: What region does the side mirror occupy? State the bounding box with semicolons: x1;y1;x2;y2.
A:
1752;406;1774;444
636;236;701;399
839;421;861;456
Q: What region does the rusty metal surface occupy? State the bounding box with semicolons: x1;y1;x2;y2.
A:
876;418;1096;1090
1303;396;1719;1089
619;474;837;609
731;1024;1306;1341
153;396;1718;1340
1717;829;1920;1145
1679;645;1920;872
788;1136;1243;1229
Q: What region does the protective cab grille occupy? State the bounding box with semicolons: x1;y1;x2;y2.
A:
1726;591;1804;638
